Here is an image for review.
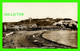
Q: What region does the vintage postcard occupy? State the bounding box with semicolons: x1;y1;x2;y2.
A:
3;3;77;48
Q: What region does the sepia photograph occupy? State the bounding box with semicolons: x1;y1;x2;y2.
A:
3;3;77;48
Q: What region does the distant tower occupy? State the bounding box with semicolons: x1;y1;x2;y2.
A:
29;17;32;24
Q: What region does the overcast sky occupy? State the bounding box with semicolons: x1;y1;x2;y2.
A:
3;3;77;22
